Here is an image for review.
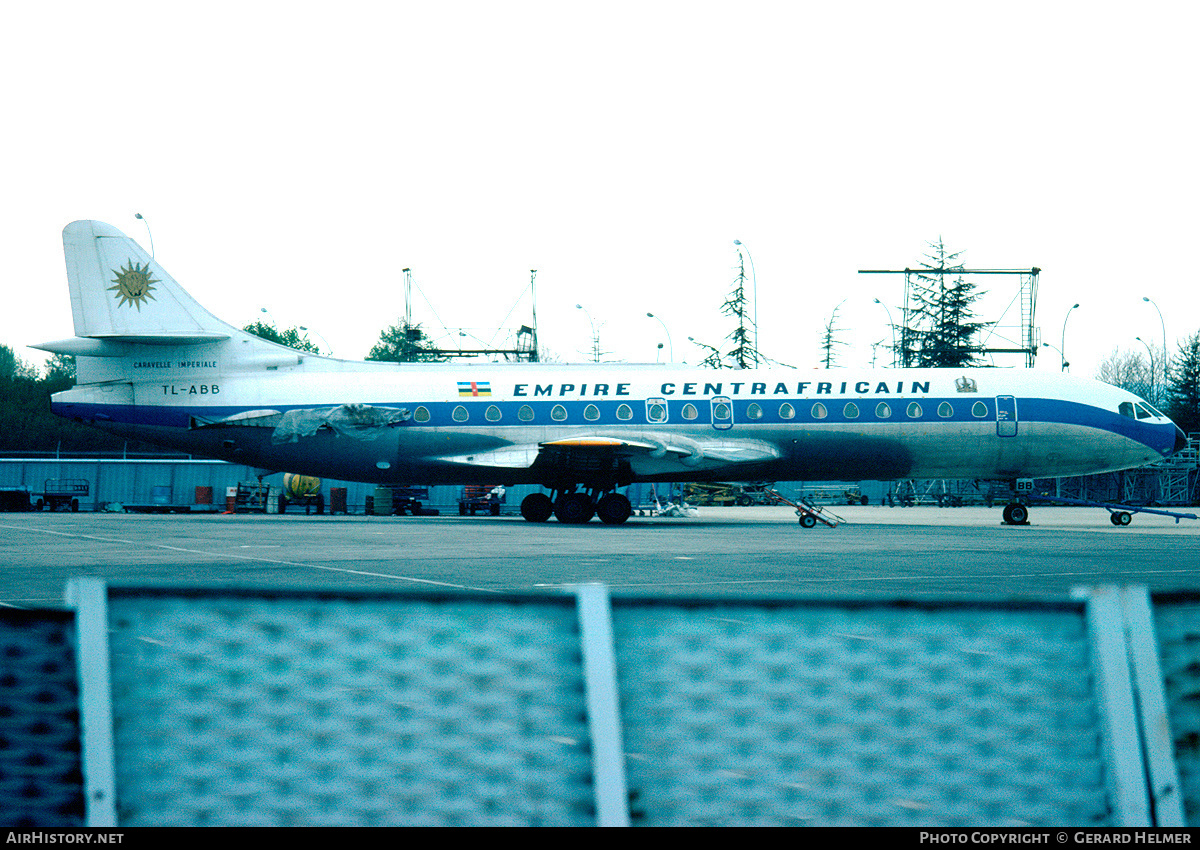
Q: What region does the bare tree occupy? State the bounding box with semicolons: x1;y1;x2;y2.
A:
1096;347;1153;400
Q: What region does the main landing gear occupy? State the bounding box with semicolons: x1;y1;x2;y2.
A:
520;489;633;525
1002;502;1030;526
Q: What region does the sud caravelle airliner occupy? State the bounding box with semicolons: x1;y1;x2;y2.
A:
37;221;1188;526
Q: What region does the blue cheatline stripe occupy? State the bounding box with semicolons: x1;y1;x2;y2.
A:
53;395;1119;429
55;393;1166;443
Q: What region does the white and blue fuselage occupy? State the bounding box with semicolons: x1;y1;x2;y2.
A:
39;221;1186;524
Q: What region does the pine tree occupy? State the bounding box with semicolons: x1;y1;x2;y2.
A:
1165;330;1200;434
820;301;848;368
903;239;990;368
366;322;449;363
721;250;760;369
696;247;763;369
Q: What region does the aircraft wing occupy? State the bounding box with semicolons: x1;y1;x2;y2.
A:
433;433;782;476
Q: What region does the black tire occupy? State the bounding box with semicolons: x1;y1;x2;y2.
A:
596;493;632;525
555;492;595;524
520;493;553;523
799;513;817;528
1117;511;1132;526
1003;503;1029;525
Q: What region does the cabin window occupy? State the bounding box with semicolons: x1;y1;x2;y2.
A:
485;405;502;422
647;402;667;423
616;403;633;421
518;404;534;421
747;402;763;420
972;401;989;418
811;402;827;420
938;401;953;418
876;402;891;419
452;405;469;422
713;401;731;420
414;406;431;423
584;404;601;421
682;403;699;420
907;402;922;419
779;403;795;420
551;404;568;421
843;402;859;419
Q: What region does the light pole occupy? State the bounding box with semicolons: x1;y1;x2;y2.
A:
1143;296;1166;395
1136;336;1156;401
575;303;599;362
134;213;154;260
1061;303;1079;373
299;326;333;356
646;312;673;362
1042;342;1068;372
687;336;722;368
873;299;896;367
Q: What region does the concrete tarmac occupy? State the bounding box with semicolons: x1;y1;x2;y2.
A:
2;503;1199;608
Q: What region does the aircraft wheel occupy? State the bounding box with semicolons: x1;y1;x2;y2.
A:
1112;511;1132;526
520;493;553;523
596;493;632;525
555;492;595;524
1003;503;1029;525
799;513;817;528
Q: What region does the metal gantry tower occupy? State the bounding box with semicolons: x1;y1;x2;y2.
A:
859;267;1041;367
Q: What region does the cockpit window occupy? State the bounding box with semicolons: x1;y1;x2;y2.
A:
1120;401;1164;420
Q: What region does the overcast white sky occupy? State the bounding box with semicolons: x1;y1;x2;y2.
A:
3;1;1197;377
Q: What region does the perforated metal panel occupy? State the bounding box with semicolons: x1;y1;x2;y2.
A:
0;610;84;827
103;590;594;826
611;599;1111;827
1151;594;1200;826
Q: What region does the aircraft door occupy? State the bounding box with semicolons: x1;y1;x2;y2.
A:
996;395;1018;437
710;396;733;431
646;398;669;424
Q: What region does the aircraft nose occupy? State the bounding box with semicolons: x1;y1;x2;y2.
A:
1175;426;1189;456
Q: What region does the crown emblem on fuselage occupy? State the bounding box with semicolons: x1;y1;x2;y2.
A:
109;260;159;310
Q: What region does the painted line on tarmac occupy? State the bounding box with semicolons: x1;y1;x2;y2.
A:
2;524;499;593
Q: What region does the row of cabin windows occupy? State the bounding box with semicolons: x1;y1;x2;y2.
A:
413;400;994;424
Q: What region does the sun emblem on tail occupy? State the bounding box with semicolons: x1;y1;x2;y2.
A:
109;260;159;310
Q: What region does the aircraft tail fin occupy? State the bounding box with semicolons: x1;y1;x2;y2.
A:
60;220;234;343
